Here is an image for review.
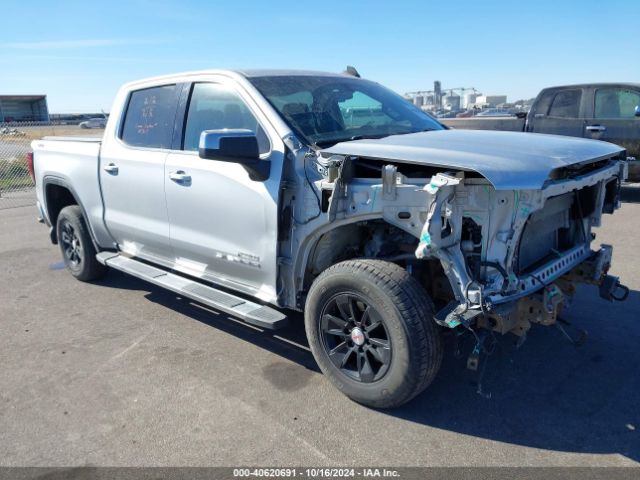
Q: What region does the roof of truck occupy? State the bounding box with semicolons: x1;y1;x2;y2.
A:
121;69;357;89
540;82;640;90
235;69;352;78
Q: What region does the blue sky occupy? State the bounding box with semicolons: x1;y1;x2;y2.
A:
1;0;638;112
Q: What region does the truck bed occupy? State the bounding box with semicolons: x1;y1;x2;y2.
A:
32;135;110;247
41;136;103;143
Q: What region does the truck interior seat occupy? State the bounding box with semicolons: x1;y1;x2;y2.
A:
281;103;316;136
224;103;246;128
598;93;620;118
314;110;343;134
184;109;225;150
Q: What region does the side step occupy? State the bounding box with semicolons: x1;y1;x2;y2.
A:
96;252;288;330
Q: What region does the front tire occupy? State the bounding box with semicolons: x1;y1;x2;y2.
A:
56;205;106;281
305;259;443;408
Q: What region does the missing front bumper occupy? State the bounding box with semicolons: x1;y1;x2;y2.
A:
433;244;628;333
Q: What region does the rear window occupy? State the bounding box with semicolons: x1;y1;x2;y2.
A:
120;85;178;148
548;89;581;118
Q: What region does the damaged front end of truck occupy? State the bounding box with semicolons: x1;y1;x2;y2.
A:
305;130;630;344
413;166;629;338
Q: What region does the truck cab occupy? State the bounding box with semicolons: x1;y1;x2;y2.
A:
98;73;285;302
526;83;640;167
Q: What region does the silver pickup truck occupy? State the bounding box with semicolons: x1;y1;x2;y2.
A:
32;69;629;408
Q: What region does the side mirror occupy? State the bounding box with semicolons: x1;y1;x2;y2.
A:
199;129;270;181
635;105;640;117
515;111;527;119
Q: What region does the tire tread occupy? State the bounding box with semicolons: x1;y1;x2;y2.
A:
307;259;443;408
57;205;106;282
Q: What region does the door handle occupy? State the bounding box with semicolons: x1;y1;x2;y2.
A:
586;125;606;132
103;163;119;174
169;170;192;184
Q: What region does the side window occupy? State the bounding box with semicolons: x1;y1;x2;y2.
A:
595;88;640;119
183;83;270;154
120;85;177;148
531;90;554;116
548;89;581;118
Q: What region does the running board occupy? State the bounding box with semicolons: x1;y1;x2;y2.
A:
96;252;288;330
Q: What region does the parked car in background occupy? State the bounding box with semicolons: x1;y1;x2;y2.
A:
79;117;107;129
476;108;515;117
441;83;640;181
455;109;475;118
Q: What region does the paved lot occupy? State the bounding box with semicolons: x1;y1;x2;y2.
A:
0;200;639;467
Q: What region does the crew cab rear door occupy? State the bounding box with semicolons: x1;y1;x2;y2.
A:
583;86;640;154
100;83;180;265
527;87;586;137
163;78;284;303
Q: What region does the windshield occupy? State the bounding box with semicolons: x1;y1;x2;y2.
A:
248;75;444;147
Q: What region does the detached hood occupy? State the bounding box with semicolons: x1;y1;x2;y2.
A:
321;129;624;190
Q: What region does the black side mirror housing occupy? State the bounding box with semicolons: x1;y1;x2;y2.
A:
635;105;640;117
199;129;270;181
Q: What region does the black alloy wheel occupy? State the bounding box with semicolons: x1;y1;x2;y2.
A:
319;292;392;383
56;205;106;281
59;220;83;269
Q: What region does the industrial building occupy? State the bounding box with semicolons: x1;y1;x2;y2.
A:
405;82;510;114
0;95;49;122
474;95;507;107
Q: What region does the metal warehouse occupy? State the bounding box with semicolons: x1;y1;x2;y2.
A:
0;95;49;122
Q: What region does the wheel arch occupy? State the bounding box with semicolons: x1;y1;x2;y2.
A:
43;176;99;249
290;215;423;308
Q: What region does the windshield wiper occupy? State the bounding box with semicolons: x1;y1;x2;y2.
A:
396;128;435;135
313;133;390;148
348;129;433;141
313;129;434;148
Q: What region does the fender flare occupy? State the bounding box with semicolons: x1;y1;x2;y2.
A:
42;175;101;251
288;213;395;308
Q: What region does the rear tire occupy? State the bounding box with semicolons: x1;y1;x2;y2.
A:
305;259;443;408
56;205;106;282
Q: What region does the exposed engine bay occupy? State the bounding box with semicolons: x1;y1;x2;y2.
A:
280;132;630;343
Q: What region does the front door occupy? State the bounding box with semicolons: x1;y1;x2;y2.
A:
100;84;180;265
164;80;283;303
529;88;585;137
585;86;640;156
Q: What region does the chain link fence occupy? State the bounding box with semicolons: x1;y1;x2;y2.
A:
0;123;35;209
0;122;101;209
